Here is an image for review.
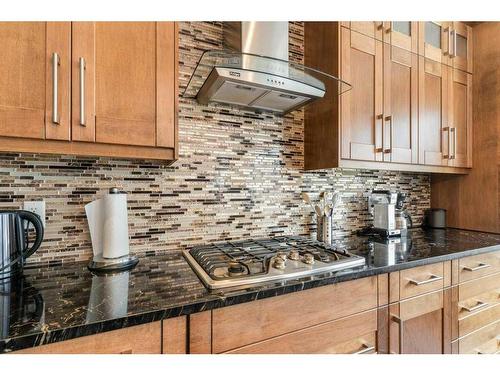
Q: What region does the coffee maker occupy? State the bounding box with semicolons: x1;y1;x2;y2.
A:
368;190;401;237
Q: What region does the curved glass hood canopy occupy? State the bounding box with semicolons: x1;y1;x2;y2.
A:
183;22;351;115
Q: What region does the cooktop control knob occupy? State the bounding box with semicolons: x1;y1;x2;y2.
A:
288;250;300;261
303;253;315;265
273;257;286;270
276;252;288;261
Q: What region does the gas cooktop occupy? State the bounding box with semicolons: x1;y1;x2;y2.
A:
183;236;365;290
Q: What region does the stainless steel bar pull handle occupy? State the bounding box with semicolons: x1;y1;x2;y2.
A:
453;29;457;58
384;115;392;153
463;262;491;272
460;300;489;313
352;343;376;354
447;27;453;57
453;127;457;159
407;274;443;286
449;127;455;160
79;57;86;126
52;52;60;124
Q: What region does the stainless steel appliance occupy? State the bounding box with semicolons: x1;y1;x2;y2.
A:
183;236;365;290
0;210;44;279
395;192;413;236
184;22;351;114
368;190;401;237
424;208;447;229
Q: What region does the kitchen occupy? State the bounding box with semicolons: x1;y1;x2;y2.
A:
1;0;500;372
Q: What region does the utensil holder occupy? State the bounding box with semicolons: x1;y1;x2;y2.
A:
316;214;332;246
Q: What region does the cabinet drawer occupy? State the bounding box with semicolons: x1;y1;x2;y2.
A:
400;263;445;299
15;322;162;354
458;272;500;337
226;309;377;354
459;320;500;354
459;252;500;283
212;276;378;353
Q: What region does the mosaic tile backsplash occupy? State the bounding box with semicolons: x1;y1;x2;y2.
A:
0;22;430;264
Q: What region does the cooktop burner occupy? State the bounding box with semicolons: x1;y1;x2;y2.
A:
183;236;365;289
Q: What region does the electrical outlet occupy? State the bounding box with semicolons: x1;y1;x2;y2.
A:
23;201;46;228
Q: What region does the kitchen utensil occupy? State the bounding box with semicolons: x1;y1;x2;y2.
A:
0;210;44;279
301;192;316;213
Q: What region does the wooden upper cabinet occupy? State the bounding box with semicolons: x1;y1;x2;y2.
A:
348;22;383;40
418;58;449;166
383;22;418;53
383;44;418;164
450;22;473;74
340;27;383;162
72;22;177;148
418;22;452;65
448;69;472;168
0;22;71;141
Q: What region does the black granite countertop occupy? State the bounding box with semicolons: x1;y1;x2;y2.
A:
2;228;500;353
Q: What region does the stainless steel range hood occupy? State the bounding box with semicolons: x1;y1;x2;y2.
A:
183;22;351;115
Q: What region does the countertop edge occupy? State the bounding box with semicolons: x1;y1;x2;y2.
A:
2;240;500;353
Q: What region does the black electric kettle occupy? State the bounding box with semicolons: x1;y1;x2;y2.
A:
0;210;44;279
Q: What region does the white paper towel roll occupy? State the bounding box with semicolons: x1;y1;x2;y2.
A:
85;190;130;259
102;193;129;259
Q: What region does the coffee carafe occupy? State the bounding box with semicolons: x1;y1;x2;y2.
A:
0;210;44;279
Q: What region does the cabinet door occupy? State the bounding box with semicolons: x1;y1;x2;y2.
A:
0;22;71;141
418;58;450;166
448;69;472;168
341;27;383;162
383;44;418;164
349;22;383;40
383;21;418;53
418;22;452;65
71;22;177;148
450;22;472;74
389;289;452;354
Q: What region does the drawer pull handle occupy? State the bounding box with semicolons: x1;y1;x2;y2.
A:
79;57;86;126
463;263;491;272
460;300;489;313
52;52;60;124
352;343;376;354
407;274;443;286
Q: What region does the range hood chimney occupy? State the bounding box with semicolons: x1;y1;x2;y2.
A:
184;22;350;115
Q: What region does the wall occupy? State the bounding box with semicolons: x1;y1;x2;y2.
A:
0;22;430;264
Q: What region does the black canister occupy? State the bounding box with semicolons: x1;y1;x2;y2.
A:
424;208;447;229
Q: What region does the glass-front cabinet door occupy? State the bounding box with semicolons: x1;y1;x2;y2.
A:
418;22;453;65
383;21;418;53
450;22;473;73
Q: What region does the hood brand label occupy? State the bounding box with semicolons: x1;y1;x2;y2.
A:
229;71;240;77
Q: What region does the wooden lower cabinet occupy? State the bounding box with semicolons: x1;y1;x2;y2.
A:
388;289;452;354
226;309;378;354
15;317;186;354
456;270;500;353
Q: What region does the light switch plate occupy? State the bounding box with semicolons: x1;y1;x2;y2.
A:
23;201;46;228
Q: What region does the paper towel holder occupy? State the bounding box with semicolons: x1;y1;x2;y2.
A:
87;187;139;274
